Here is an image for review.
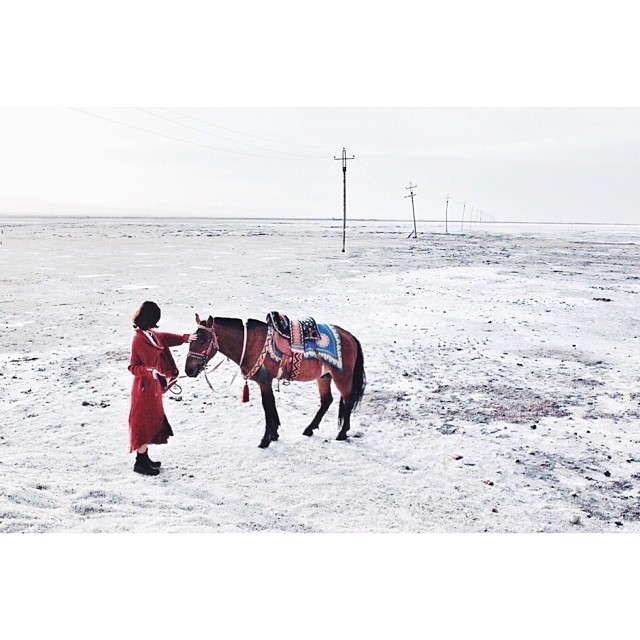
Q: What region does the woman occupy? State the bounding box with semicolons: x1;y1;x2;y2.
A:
128;301;194;476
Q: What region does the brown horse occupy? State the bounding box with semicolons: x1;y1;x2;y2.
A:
184;314;366;448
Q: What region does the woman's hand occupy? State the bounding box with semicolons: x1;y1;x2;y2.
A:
151;369;168;388
188;332;199;343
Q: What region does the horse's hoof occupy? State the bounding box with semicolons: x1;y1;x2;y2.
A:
303;427;314;437
258;439;271;449
272;434;279;441
336;432;348;441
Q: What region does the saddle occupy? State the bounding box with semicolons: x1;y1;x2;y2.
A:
266;312;321;380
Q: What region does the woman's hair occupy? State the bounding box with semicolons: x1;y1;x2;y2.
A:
132;301;161;330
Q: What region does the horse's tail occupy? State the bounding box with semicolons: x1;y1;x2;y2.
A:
337;334;366;429
348;336;366;412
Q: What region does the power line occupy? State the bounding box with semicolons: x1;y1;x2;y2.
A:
136;108;328;159
354;158;398;193
69;108;325;161
163;108;334;151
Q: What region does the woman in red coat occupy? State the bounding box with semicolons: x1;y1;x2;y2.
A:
128;301;194;476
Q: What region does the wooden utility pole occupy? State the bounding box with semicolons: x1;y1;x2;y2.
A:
334;147;355;252
405;182;418;239
460;201;466;230
445;194;450;233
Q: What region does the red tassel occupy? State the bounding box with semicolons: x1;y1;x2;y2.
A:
242;381;249;403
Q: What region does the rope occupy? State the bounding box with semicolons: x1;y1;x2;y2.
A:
203;357;226;392
229;321;247;387
167;382;183;395
238;321;248;372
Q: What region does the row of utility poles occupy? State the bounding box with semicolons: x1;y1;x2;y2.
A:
334;146;486;251
404;190;487;237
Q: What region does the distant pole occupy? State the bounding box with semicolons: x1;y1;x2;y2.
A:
405;182;418;239
334;147;355;252
460;201;466;231
445;194;450;233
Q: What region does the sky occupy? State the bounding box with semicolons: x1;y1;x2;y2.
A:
0;107;638;224
1;3;639;225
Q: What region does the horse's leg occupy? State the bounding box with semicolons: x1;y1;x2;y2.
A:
336;396;354;440
333;334;365;441
271;395;281;442
333;370;356;442
259;382;280;449
303;374;333;437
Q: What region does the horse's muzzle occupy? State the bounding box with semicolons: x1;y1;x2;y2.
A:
184;358;204;378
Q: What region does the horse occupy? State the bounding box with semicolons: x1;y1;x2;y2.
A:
184;313;366;448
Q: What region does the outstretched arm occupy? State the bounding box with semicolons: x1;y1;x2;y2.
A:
156;332;191;348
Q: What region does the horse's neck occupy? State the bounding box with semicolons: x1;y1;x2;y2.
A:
215;321;243;365
215;320;266;371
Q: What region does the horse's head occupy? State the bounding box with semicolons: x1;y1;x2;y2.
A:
185;313;218;377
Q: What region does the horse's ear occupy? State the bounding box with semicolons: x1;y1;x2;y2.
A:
207;315;214;328
195;313;201;325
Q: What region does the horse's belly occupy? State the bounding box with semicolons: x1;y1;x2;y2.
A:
296;358;327;382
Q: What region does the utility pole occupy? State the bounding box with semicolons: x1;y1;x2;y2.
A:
445;194;450;233
334;147;355;252
405;182;418;239
460;201;466;231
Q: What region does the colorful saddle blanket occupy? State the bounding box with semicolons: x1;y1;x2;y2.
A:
266;316;343;373
266;312;320;349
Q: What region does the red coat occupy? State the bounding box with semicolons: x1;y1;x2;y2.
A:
128;329;190;452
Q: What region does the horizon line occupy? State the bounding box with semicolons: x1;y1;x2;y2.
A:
0;213;638;227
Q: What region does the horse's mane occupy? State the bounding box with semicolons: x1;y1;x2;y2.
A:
214;317;267;330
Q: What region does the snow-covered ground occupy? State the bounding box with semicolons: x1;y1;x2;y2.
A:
1;217;639;532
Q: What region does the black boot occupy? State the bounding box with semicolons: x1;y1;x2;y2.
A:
134;451;160;476
141;450;161;468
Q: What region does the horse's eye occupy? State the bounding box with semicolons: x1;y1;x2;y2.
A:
197;331;207;344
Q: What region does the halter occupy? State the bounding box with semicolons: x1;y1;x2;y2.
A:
187;323;231;392
189;320;266;393
188;325;220;372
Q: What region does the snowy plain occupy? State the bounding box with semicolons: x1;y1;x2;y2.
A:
1;216;639;533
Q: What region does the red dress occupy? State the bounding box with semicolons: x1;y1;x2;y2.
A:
128;329;190;452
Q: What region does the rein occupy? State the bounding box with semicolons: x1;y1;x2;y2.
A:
167;380;183;395
203;358;226;392
190;320;268;393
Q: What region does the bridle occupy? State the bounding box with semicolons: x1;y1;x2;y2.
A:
187;319;262;393
187;325;221;382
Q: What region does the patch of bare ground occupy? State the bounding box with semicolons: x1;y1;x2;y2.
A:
428;383;573;424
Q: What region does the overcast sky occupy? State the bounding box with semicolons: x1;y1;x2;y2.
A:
0;107;638;224
1;3;639;225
